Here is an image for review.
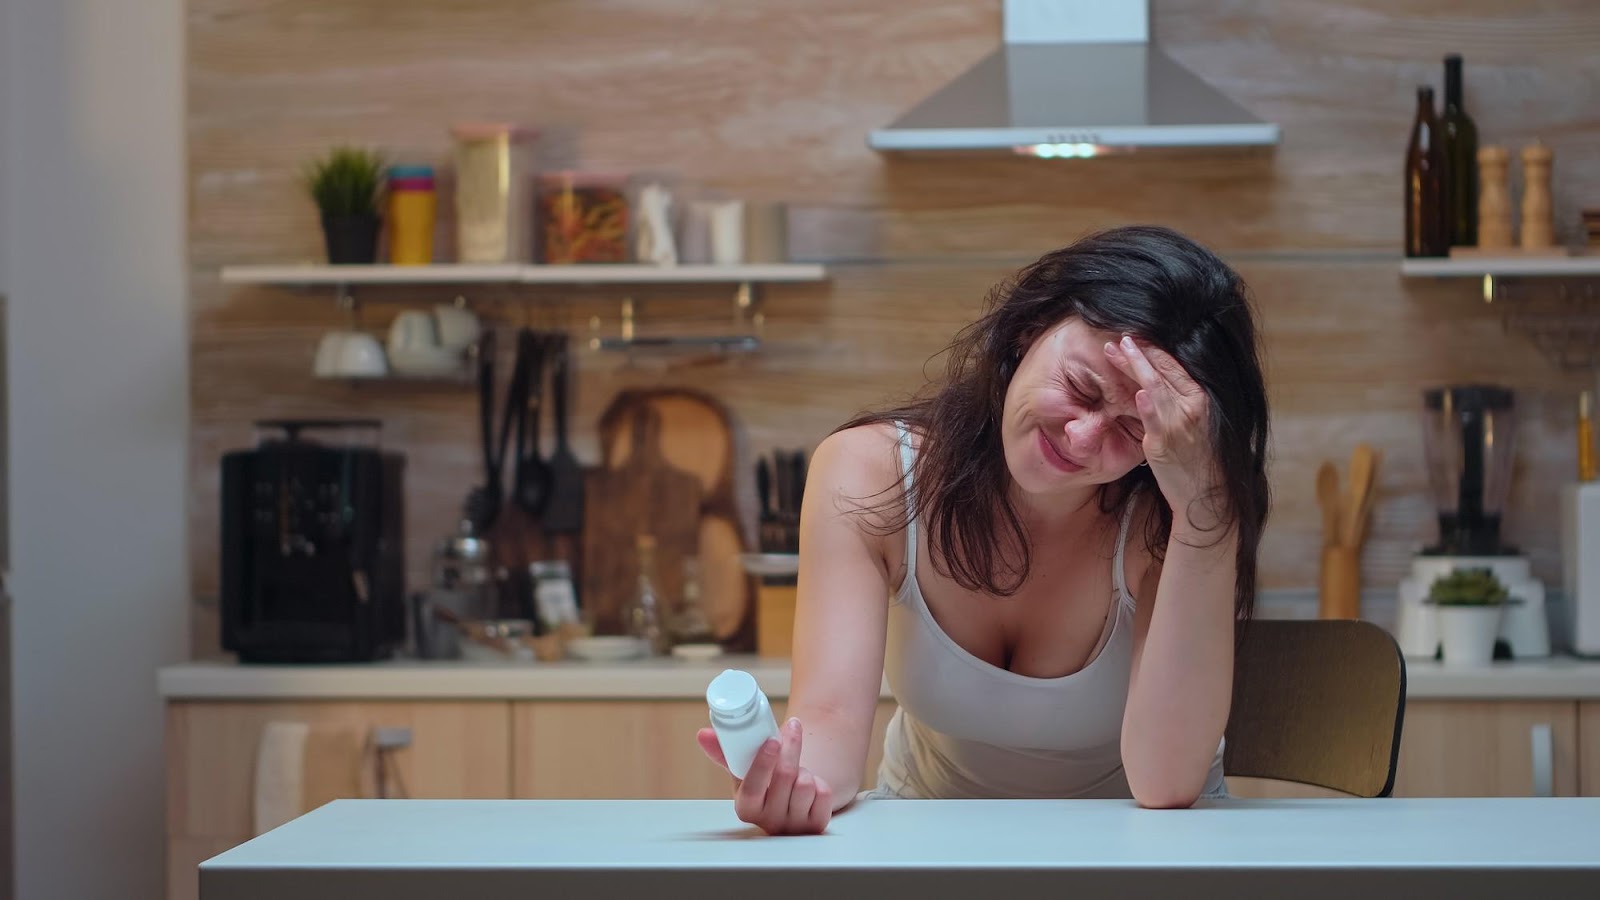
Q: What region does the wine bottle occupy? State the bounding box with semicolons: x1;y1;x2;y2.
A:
1404;85;1449;257
1441;55;1479;247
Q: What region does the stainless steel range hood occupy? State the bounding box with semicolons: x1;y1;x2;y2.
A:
868;0;1279;155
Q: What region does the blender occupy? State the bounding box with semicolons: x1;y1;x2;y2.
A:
1396;385;1551;659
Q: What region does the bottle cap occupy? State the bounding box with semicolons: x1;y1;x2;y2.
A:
706;669;759;722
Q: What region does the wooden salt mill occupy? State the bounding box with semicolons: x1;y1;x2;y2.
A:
1520;141;1555;249
1476;145;1513;250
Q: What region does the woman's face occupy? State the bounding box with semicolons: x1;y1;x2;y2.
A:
1001;317;1147;498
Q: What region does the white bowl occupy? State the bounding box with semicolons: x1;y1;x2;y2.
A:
670;642;724;662
565;636;648;662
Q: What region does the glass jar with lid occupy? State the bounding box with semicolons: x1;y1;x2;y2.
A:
537;171;630;263
450;123;535;263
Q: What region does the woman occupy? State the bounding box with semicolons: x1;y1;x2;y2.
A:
697;225;1271;834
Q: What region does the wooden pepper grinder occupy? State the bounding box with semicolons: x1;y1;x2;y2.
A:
1520;141;1555;249
1476;145;1513;250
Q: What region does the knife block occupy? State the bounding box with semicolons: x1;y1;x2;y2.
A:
755;578;797;657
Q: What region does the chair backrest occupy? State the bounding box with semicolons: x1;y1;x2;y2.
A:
1224;619;1406;798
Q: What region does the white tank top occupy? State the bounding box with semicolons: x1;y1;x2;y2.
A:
875;421;1226;799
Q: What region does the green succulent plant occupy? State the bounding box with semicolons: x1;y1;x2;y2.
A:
1426;568;1512;606
304;146;385;217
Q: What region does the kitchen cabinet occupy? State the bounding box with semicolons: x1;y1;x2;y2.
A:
1581;702;1600;796
164;701;511;900
511;699;898;799
1391;700;1580;797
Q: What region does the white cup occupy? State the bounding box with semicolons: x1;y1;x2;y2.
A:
707;200;745;265
388;310;440;354
432;304;481;351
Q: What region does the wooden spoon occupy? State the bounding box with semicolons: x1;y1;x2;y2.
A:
1316;460;1340;547
1341;444;1378;549
1354;448;1383;547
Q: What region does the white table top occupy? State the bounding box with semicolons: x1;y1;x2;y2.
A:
200;798;1600;899
159;653;1600;701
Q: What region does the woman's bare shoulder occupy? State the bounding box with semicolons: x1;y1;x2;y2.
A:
809;421;909;525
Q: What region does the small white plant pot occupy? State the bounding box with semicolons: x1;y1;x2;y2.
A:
1436;605;1504;667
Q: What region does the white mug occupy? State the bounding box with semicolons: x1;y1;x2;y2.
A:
388;310;440;354
432;303;481;351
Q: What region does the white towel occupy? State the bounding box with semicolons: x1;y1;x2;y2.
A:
252;721;310;836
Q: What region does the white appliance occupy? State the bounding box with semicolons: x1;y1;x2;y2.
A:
1560;481;1600;657
1394;386;1550;660
867;0;1280;154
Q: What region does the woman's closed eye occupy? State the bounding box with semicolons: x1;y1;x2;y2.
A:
1064;375;1141;440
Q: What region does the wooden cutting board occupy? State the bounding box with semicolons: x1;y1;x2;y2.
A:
580;402;703;636
601;388;736;512
598;388;753;649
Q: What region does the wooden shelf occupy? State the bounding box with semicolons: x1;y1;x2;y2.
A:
220;263;827;286
1401;255;1600;278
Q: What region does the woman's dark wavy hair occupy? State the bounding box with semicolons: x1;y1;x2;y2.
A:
837;224;1270;623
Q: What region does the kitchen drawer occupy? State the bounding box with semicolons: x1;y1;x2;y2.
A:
511;699;897;799
1391;700;1579;797
165;700;512;900
1581;702;1600;796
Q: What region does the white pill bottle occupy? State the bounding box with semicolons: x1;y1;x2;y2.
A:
706;668;781;779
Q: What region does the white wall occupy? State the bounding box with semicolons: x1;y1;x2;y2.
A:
2;0;189;897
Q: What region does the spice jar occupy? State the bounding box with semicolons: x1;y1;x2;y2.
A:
529;560;581;632
537;171;630;264
451;123;534;263
386;165;436;265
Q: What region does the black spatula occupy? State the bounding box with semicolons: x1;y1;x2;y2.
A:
541;332;585;534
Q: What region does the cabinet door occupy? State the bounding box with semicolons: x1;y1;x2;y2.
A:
512;700;896;799
1392;700;1579;797
165;701;511;900
1581;702;1600;797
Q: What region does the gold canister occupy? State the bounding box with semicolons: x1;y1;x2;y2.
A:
450;123;534;263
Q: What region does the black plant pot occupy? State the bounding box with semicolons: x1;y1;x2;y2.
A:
321;213;380;265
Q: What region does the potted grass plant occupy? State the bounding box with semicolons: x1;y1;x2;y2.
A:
305;146;385;264
1426;568;1513;667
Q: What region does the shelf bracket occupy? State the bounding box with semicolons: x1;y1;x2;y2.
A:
1487;275;1600;371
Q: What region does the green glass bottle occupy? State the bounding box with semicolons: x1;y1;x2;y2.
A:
1441;54;1478;247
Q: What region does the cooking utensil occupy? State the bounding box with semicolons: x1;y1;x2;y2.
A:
756;457;774;551
1341;444;1378;549
464;329;501;530
1316;460;1340;549
1352;446;1382;548
513;329;552;517
542;332;585;534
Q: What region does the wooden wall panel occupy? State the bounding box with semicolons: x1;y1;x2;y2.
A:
187;0;1600;655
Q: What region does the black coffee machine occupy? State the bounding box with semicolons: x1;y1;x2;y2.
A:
221;419;405;663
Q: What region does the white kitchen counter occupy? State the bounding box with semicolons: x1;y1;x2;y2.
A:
199;797;1600;899
158;654;892;700
158;654;1600;701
